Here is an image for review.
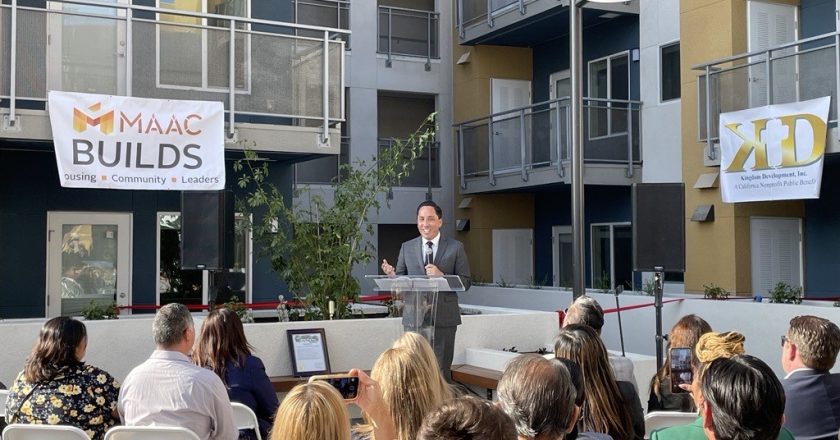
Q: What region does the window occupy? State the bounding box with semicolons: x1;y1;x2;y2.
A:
157;0;250;91
661;42;680;101
591;223;632;291
157;212;251;306
588;52;629;138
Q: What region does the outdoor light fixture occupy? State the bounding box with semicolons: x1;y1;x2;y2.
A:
569;0;635;298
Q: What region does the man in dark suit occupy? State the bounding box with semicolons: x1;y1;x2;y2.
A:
781;315;840;440
381;200;471;381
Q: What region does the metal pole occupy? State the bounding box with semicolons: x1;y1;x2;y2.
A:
520;108;527;181
387;8;393;67
125;8;133;96
459;126;466;190
228;19;236;138
835;34;840;130
427;141;434;200
426;12;432;70
322;30;330;145
654;266;665;370
705;65;714;160
488;118;496;186
570;0;586;298
457;0;464;39
626;103;633;177
765;49;772;105
9;0;18;124
555;102;563;177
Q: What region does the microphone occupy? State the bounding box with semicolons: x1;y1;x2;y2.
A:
425;246;433;266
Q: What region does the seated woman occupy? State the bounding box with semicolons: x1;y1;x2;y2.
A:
555;324;644;440
354;335;455;440
4;317;120;440
193;308;279;439
649;331;795;440
648;314;712;412
270;371;394;440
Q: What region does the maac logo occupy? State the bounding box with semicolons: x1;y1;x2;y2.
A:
73;102;114;135
723;113;826;173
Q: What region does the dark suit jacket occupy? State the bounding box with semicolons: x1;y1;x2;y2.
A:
395;236;471;327
782;369;840;440
224;355;280;439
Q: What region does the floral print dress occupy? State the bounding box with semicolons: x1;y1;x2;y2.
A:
5;364;120;440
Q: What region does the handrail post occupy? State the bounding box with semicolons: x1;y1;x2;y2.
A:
321;30;330;145
765;48;772;105
425;12;432;71
518;0;525;15
626;103;633;177
520;108;528;181
9;0;18;125
555;101;564;177
458;125;466;190
705;65;715;160
488;118;496;186
457;0;464;38
125;7;133;96
426;141;434;200
835;34;840;128
486;0;494;27
386;7;393;68
228;19;236;138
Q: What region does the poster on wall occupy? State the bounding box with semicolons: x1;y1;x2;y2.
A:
48;91;225;190
719;96;830;203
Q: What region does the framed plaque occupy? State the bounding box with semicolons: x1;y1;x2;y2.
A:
286;328;331;376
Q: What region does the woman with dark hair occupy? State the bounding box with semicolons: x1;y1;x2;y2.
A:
4;317;120;440
555;324;644;440
193;308;278;439
648;314;712;412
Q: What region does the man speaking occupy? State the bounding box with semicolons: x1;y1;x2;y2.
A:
381;201;471;381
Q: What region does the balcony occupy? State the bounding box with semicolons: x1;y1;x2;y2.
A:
294;0;350;48
0;0;348;155
695;31;840;163
456;97;641;194
378;138;440;193
455;0;637;46
378;5;439;69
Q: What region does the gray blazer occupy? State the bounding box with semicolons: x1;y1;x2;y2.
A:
395;236;471;326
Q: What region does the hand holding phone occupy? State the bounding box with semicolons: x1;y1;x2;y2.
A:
669;347;693;394
308;373;360;400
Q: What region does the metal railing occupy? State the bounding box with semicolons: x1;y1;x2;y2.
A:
377;6;439;70
455;97;641;189
694;31;840;160
294;0;350;48
294;136;350;185
0;0;349;143
378;138;440;191
456;0;536;39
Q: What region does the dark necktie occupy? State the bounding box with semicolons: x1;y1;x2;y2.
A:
425;241;434;266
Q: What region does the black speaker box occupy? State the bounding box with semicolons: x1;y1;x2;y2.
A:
181;191;234;270
632;183;685;272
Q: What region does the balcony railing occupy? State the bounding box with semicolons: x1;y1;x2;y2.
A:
455;97;641;189
456;0;534;38
378;138;440;192
0;0;348;144
695;31;840;160
294;0;350;48
294;136;350;185
377;6;439;70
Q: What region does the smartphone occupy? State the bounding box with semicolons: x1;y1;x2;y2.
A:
669;347;693;394
308;374;359;400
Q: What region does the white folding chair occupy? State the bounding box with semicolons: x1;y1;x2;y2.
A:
231;402;262;440
644;411;698;438
0;389;9;418
2;424;90;440
103;426;201;440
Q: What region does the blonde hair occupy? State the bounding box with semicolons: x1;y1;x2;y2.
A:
269;381;350;440
357;346;453;440
391;332;454;400
695;331;745;364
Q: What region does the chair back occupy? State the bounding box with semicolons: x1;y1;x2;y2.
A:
103;426;201;440
231;402;262;440
2;424;91;440
0;390;9;418
644;411;698;438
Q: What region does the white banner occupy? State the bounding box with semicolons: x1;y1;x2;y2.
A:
48;91;225;190
719;96;830;203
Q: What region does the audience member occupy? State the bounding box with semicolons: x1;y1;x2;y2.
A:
780;315;840;440
193;308;279;439
271;381;351;440
554;358;613;440
496;354;579;440
391;332;454;399
418;396;517;440
354;343;454;440
650;331;794;440
555;324;643;440
563;295;637;391
700;354;786;440
648;314;712;412
118;303;237;440
4;317;120;440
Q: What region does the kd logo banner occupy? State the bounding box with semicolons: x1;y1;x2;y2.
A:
719;96;830;203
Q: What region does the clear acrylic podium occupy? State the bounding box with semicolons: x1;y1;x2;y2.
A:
366;275;466;347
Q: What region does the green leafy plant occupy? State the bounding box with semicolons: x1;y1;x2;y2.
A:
594;271;611;293
81;300;119;320
641;276;655;296
221;295;254;323
703;283;730;300
495;277;513;288
767;282;802;304
235;114;436;321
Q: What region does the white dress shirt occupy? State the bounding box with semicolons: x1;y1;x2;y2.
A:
118;350;238;440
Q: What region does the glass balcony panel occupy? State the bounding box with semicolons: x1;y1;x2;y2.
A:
378;6;439;59
461;122;490;176
491;114;522;172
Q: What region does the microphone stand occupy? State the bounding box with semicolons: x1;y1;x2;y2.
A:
613;285;626;357
653;266;665;370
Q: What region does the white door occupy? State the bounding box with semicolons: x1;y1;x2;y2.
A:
492;228;533;285
47;212;132;317
490;78;531;172
750;217;802;296
47;0;127;95
747;1;798;107
552;225;573;288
